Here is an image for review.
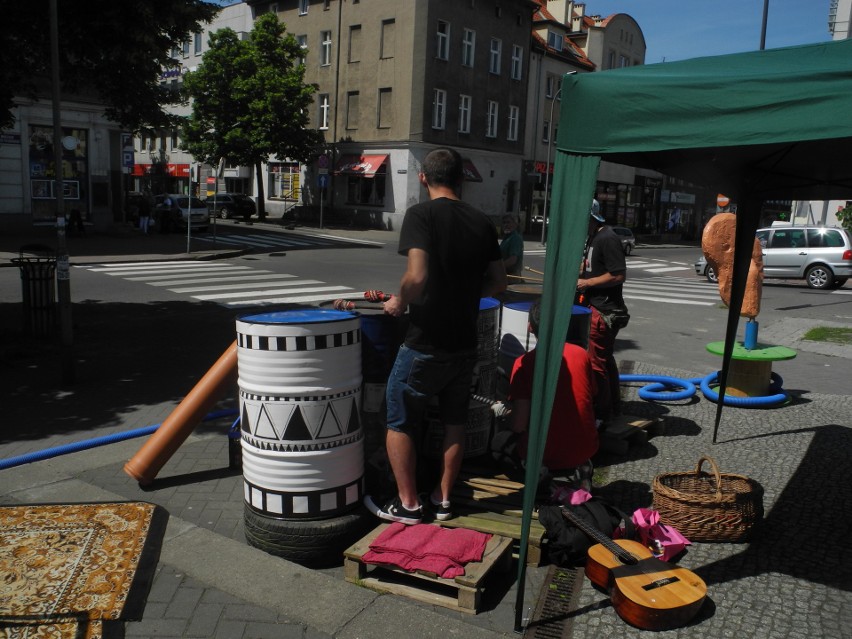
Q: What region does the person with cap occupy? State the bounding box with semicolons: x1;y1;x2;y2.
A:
577;200;630;424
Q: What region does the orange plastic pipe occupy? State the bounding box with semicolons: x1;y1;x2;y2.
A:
124;341;238;485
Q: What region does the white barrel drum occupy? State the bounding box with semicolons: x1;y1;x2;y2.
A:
236;309;364;519
499;300;537;378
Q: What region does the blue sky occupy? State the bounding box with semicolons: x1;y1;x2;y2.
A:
587;0;833;63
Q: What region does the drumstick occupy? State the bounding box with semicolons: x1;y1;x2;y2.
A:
364;290;394;302
331;299;377;311
508;274;543;283
525;266;545;275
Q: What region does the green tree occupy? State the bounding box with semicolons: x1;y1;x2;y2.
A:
0;0;219;131
182;13;322;219
837;203;852;235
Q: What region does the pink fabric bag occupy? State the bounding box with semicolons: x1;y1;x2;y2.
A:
632;507;690;562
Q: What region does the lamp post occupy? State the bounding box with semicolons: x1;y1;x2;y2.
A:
540;72;575;246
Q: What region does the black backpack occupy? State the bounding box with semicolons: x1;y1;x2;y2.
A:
538;498;634;567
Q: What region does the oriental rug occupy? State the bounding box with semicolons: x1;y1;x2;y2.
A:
0;501;167;639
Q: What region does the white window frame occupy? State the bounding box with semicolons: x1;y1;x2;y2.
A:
432;89;447;129
319;94;330;130
547;30;563;52
299;0;308;16
542;120;550;143
511;45;522;80
545;75;555;98
489;38;501;74
436;20;450;60
486;100;498;138
194;32;202;56
296;35;307;65
462;28;476;67
321;30;332;66
458;94;472;133
507;105;519;141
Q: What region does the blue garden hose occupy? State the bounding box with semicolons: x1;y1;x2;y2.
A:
619;374;698;402
0;408;238;471
699;371;788;407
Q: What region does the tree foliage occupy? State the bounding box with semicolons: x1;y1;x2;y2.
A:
182;13;322;217
0;0;219;131
837;203;852;235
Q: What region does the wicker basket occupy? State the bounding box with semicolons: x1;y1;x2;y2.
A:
652;456;764;543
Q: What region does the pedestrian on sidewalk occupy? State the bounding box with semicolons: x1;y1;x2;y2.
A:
138;194;152;234
500;214;524;279
364;147;507;525
577;200;630;424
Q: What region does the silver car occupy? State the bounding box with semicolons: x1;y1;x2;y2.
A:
694;225;851;289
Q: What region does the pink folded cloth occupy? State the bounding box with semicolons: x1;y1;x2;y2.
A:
363;523;492;578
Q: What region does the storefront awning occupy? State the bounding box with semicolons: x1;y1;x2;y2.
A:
131;163;190;177
334;154;388;177
462;159;483;182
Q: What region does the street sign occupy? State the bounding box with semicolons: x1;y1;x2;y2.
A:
318;154;329;169
318;173;329;188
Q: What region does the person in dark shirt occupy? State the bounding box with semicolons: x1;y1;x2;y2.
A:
364;147;507;525
577;200;630;424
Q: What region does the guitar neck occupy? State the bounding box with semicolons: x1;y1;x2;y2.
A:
560;506;637;565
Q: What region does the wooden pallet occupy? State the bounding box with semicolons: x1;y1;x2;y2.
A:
445;469;547;566
343;523;513;614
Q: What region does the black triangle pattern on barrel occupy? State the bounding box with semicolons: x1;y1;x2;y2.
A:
346;397;360;434
282;406;313;440
241;404;251;433
316;403;342;439
241;431;363;452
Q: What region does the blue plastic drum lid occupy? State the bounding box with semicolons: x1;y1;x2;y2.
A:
480;297;501;312
567;304;592;348
238;308;358;325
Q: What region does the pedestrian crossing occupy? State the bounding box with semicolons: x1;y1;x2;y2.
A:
77;260;365;309
193;230;384;251
623;276;720;306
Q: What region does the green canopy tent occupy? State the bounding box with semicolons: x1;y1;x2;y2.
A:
514;38;852;630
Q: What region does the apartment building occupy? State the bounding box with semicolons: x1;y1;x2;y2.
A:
257;0;534;229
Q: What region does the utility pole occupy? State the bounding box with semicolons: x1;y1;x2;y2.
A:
50;0;74;383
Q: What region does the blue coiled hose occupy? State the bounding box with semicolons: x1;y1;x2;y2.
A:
0;408;238;471
618;374;698;402
699;371;788;407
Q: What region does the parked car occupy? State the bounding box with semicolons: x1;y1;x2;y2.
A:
155;194;209;232
205;193;256;220
611;226;636;255
694;225;851;289
694;255;719;283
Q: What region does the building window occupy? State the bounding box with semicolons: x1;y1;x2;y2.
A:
462;29;476;67
542;120;550;142
347;175;386;206
381;19;395;58
321;30;332;66
546;30;563;52
182;40;190;57
619;55;630;67
486;100;498;138
296;35;307;66
319;94;330;130
489;38;501;74
349;25;361;62
458;94;471;133
607;49;616;69
324;0;330;9
436;20;450;60
545;75;555;98
511;45;522;80
432;89;447;129
346;91;359;129
507;105;519;141
378;88;393;128
299;0;308;15
194;32;202;55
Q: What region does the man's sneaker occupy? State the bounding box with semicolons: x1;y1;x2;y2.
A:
429;496;453;521
363;495;422;525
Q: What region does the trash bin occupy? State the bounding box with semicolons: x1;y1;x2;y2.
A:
12;244;57;337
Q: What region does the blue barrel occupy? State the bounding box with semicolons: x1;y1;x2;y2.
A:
567;304;592;349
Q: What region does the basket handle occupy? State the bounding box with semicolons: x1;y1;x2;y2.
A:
696;456;723;500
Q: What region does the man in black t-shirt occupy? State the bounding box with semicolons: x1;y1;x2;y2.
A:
577;201;629;424
364;147;507;525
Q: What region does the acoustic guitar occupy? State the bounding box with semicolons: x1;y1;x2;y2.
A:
560;507;707;631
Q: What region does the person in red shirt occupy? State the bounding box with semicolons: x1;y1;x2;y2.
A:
507;301;599;472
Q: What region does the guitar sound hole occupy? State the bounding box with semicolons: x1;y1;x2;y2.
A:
642;576;681;591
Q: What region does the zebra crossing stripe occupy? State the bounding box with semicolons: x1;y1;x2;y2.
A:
191;282;332;300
